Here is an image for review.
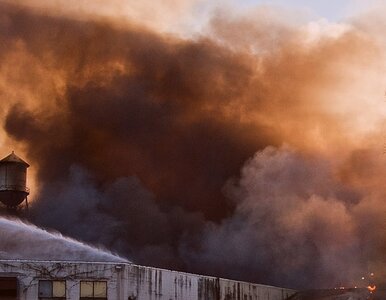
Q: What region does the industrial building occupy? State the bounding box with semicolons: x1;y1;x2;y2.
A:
0;260;296;300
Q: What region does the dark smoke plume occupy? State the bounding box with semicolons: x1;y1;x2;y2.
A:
1;0;386;289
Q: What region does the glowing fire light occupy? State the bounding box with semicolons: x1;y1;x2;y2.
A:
367;285;376;293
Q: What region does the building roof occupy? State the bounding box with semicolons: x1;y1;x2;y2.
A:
0;151;30;167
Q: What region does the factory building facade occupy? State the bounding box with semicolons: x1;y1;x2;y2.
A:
0;260;296;300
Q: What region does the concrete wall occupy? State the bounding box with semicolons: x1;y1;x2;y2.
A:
0;260;296;300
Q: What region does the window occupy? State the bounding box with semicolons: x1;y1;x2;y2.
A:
38;280;66;299
0;277;17;300
80;281;107;299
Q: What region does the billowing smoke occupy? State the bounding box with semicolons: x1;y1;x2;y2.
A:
1;0;386;289
183;147;364;288
0;217;126;262
30;165;203;269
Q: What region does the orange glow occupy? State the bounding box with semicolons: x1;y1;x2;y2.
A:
367;285;376;293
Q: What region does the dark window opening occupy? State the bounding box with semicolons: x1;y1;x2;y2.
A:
0;277;17;300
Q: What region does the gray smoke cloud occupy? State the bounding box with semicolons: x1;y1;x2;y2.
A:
182;147;367;288
0;217;126;262
1;0;386;290
29;146;385;289
30;165;204;270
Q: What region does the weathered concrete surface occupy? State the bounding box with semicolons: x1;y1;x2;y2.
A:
0;260;296;300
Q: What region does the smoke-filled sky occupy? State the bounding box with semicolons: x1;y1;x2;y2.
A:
1;0;386;290
236;0;378;21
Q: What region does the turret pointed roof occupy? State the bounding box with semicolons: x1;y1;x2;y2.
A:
0;151;30;167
